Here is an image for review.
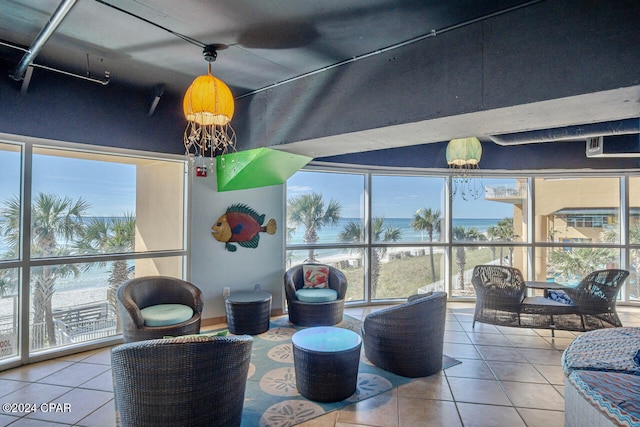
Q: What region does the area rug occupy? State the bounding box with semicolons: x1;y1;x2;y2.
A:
220;315;461;427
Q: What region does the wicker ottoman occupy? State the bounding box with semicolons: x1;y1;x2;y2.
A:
292;326;361;402
225;290;272;335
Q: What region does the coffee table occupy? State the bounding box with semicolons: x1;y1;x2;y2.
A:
225;290;272;335
292;326;361;402
525;281;569;297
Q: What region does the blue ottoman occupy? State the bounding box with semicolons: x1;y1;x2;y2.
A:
292;326;361;402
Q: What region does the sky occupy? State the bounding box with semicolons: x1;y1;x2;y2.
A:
0;150;136;217
1;148;513;220
287;170;514;219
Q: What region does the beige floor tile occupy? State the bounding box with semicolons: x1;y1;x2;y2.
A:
460;322;501;334
444;358;495;380
0;413;20;425
457;402;527;427
0;359;73;383
447;377;512;406
24;388;113;425
37;362;110;388
517;407;564;427
443;331;472;344
542;336;575;350
398;396;462;427
518;348;564;365
504;335;555;350
467;333;513;347
475;345;524;363
79;369;114;392
500;381;564;411
295;410;338;426
2;382;73;406
443;343;482;360
0;378;30;398
396;373;453;401
485;361;549;383
444;321;465;332
75;400;117;427
533;364;565;385
80;348;114;365
337;391;398;427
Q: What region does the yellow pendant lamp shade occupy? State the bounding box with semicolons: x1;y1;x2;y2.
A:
183;72;234;126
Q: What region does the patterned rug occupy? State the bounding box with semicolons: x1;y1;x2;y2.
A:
228;315;461;426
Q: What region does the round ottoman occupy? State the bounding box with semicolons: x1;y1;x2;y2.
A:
292;326;361;402
225;290;272;335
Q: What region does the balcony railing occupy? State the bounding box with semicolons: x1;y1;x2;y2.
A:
484;184;527;200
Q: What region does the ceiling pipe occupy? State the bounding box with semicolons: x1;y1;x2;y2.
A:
490;118;640;145
10;0;78;81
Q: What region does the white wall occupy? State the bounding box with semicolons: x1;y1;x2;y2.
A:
189;169;285;321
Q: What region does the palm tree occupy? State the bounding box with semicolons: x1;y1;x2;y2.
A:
0;193;89;347
287;193;341;261
411;208;441;283
487;217;515;266
452;226;482;290
548;247;615;281
339;217;402;298
75;213;136;332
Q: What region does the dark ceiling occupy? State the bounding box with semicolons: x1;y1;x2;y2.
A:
0;0;534;97
1;0;639;161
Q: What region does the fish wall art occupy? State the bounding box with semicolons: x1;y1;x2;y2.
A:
211;203;277;252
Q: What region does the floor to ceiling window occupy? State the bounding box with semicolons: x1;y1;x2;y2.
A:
0;138;187;367
286;167;639;305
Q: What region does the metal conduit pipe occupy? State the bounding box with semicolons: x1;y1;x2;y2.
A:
490;118;640;145
11;0;78;81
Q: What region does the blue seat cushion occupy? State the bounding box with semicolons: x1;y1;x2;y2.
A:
140;304;194;327
295;288;338;303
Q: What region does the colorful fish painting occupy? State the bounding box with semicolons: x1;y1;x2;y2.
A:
211;204;277;252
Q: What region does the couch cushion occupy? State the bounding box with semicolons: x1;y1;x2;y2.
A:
302;265;330;288
568;370;640;426
562;327;640;375
140;304;194;327
295;288;338;303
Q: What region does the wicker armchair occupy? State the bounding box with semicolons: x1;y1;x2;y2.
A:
117;276;204;342
549;269;629;328
361;291;447;378
111;335;253;427
471;265;527;328
284;263;348;326
472;265;629;333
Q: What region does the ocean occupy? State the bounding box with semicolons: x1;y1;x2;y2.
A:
286;217;504;264
287;217;503;245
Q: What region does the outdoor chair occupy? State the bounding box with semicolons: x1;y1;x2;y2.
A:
361;291;447;377
542;269;629;329
284;263;348;326
471;265;527;328
111;334;253;427
117;276;204;342
471;265;629;333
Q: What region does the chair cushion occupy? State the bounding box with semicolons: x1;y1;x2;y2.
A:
140;304;194;327
547;289;573;304
295;288;338;303
303;265;330;288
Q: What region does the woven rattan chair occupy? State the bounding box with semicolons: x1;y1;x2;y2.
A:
284;263;348;326
117;276;204;342
361;291;447;378
471;265;528;328
549;269;628;328
111;334;253;427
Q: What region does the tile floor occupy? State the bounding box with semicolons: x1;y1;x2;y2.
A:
1;303;639;426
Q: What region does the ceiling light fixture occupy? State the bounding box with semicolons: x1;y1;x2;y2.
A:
183;44;236;174
446;137;483;200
